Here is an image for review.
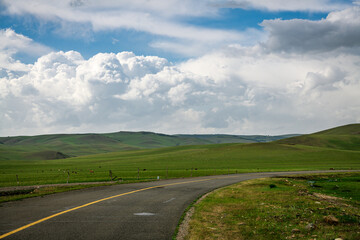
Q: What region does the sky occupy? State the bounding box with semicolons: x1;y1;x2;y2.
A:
0;0;359;136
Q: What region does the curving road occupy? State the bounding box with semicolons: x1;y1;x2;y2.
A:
0;170;357;240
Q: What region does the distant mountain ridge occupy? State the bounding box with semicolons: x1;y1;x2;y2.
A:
0;131;299;160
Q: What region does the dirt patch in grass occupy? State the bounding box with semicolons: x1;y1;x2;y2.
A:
312;192;341;201
184;173;360;240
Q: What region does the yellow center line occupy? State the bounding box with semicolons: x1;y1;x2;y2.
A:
0;176;227;239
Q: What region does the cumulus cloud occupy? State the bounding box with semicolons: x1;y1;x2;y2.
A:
181;44;360;133
1;45;359;136
0;50;178;135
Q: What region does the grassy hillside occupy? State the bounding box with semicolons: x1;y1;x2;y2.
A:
0;124;358;187
277;123;360;150
0;140;359;187
0;134;137;160
316;123;360;135
0;131;298;160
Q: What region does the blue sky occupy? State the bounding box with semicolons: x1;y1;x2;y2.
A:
0;2;332;62
0;0;359;136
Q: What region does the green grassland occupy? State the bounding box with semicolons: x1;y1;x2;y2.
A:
278;123;360;150
184;172;360;240
0;124;359;187
0;131;299;160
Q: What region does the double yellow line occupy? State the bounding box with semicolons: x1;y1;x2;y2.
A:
0;177;218;239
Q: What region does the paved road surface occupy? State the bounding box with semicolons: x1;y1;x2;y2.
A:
0;170;357;240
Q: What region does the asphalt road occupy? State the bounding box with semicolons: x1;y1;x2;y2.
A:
0;170;357;240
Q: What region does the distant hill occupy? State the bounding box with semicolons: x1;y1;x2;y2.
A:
0;131;299;160
175;134;300;144
277;124;360;151
0;124;359;187
314;124;360;135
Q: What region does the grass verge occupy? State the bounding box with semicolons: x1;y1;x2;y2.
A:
184;172;360;240
0;183;114;203
0;178;159;203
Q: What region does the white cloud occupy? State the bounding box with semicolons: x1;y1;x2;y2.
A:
0;28;51;56
180;44;360;134
0;49;177;136
150;28;266;57
0;28;52;72
2;1;354;57
214;0;351;12
168;83;191;106
1;45;359;136
1;0;247;57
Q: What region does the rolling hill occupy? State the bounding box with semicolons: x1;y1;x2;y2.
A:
277;123;360;150
0;124;358;187
0;131;299;160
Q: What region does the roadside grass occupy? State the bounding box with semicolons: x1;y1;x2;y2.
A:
283;172;360;202
0;183;113;203
185;172;360;240
0;178;163;203
1;142;359;187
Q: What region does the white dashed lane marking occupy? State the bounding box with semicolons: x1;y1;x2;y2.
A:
133;212;156;216
163;198;176;203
